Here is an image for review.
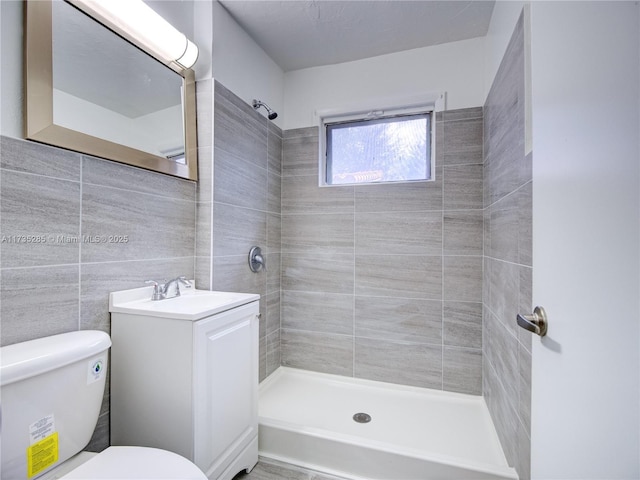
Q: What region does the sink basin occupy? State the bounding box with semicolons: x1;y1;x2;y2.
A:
109;285;259;321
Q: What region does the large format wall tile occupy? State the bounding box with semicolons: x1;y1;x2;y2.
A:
214;84;267;169
1;136;81;180
82;155;195;200
355;254;442;299
484;353;521;468
355;337;442;388
282;253;354;293
490;192;520;263
266;213;282;255
519;344;532;435
518;265;533;350
81;184;195;263
283;127;317;140
443;164;483;210
212;255;266;295
282;291;353;335
80;257;194;332
1;170;80;268
484;308;520;405
443;301;483;349
282;213;354;254
488;257;520;336
1;132;198;451
355;211;442;255
202;81;281;384
214;147;268;210
213;203;266;257
196;202;212;259
266;329;281;378
282;132;319;177
1;265;79;346
195;256;212;290
518;179;533;267
267;170;282;215
482;12;531;479
443;346;482;394
484;14;527;207
265;291;281;336
354;175;442;212
443;210;483;255
282;174;354;214
281;328;353;376
196;146;214;204
281;106;484;395
443;256;483;302
196;80;213;149
442;107;483;122
442;117;484;166
268;123;283;175
354;296;442;344
265;252;281;294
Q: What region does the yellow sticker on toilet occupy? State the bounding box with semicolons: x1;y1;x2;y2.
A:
26;432;58;478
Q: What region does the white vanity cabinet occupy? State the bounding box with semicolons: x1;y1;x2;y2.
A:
109;287;260;480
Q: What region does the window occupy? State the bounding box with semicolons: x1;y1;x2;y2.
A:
323;112;433;186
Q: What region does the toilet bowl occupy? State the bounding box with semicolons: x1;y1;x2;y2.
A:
40;447;207;480
0;331;207;480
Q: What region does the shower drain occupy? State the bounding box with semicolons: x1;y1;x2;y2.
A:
353;412;372;423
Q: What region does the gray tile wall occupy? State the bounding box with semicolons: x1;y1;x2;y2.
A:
482;11;532;480
195;80;281;381
1;51;531;471
0;135;196;451
281;108;484;395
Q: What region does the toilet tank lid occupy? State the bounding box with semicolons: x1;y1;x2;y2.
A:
0;331;111;387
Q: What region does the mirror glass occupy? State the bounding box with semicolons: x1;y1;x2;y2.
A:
53;0;185;161
25;0;198;180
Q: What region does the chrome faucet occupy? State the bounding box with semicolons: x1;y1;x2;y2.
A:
162;276;192;299
145;276;192;301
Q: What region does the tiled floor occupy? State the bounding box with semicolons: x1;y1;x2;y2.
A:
233;460;347;480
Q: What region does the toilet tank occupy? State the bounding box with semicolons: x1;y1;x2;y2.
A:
0;331;111;480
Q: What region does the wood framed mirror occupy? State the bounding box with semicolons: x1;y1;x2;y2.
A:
24;0;198;181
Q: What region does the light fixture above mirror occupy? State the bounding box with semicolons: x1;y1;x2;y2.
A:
24;0;199;181
68;0;199;71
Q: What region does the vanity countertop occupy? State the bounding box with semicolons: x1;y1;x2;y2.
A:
109;285;259;321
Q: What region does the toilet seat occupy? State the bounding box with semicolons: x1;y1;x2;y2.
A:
58;446;207;479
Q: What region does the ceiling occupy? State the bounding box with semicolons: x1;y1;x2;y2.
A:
218;0;496;72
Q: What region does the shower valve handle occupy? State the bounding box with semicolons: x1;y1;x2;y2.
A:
516;306;548;337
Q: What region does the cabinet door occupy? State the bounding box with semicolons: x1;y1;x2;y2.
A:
193;302;259;477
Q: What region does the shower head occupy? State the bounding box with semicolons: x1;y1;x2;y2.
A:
252;99;278;120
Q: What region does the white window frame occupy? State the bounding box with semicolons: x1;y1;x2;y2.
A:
317;93;445;187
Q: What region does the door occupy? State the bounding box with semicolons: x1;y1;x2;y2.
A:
529;2;639;478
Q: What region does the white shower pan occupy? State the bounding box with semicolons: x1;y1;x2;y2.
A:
259;367;518;480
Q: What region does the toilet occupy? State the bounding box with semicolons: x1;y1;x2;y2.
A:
0;330;207;480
